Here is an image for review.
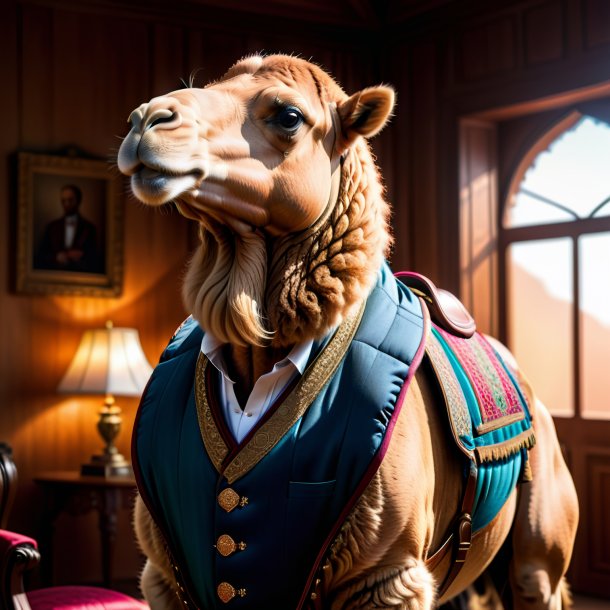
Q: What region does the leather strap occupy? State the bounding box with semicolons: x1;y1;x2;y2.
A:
395;271;476;339
425;460;478;598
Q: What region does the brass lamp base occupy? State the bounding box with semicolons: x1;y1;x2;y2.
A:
83;394;132;477
81;452;132;477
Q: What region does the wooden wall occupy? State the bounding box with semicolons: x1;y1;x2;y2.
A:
0;0;379;588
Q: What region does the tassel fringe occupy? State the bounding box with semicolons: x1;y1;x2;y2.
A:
474;430;536;463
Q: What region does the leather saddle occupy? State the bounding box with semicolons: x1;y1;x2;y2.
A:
394;271;476;339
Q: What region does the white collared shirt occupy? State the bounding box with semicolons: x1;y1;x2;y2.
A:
201;334;314;443
64;214;78;248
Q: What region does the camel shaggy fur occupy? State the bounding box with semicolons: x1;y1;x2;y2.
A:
118;54;578;610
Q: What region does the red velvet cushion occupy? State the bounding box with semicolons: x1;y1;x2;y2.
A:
27;586;148;609
0;529;38;551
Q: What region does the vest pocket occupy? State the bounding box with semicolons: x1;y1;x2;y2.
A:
284;480;337;580
288;479;336;498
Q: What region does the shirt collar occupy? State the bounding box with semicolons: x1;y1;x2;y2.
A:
200;333;314;382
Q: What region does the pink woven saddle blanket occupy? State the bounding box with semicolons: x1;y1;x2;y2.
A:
426;325;535;464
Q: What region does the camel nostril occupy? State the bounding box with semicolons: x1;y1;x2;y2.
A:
127;107;144;130
145;108;178;131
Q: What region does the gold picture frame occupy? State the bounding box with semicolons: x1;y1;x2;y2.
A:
16;152;123;297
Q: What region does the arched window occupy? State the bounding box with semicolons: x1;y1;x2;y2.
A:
502;112;610;419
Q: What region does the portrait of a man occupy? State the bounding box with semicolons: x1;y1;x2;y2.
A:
35;183;103;273
16;152;122;297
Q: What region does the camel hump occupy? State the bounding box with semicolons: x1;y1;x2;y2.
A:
395;271;476;339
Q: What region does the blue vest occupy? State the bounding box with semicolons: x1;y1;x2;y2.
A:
133;263;426;609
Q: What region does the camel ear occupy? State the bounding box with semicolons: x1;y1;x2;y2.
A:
336;85;395;153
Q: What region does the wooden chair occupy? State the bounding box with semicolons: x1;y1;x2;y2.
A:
0;443;148;609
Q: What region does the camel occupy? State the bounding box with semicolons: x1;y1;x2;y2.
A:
117;54;578;610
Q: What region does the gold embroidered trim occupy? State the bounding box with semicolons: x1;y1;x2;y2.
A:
195;355;229;473
195;303;365;484
425;332;474;460
476;411;525;434
223;303;365;483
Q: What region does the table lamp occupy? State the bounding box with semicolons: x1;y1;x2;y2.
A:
58;321;153;477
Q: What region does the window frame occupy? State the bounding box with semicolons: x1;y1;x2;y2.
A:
499;111;610;419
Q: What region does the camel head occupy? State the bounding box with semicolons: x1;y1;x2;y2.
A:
118;54;395;347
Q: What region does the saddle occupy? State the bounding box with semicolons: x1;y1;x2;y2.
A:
395;271;476;339
396;272;535;597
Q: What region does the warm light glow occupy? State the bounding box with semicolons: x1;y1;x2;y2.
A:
58;323;153;396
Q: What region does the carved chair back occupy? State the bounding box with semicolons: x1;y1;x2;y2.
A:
0;443;17;529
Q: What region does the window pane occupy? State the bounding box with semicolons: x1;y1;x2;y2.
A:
579;232;610;420
507;239;574;416
591;198;610;218
509;190;575;228
505;116;610;227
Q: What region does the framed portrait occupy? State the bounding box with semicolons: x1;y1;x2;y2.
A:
16;152;123;297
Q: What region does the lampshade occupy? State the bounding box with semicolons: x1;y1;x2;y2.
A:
58;322;153;396
58;322;153;477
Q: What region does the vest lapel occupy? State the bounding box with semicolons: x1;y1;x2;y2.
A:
195;302;365;484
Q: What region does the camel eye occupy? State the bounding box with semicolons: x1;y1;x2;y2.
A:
274;106;304;133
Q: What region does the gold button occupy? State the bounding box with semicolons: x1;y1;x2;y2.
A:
216;534;247;557
217;582;246;603
218;488;248;513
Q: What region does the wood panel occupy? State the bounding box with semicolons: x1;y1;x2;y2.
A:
152;23;187;94
456;15;517;82
20;4;55;149
583;0;610;49
376;46;412;272
0;0;21;457
187;0;381;27
434;0;610;118
588;451;610;575
459;119;498;337
408;41;439;282
554;418;610;597
524;1;564;65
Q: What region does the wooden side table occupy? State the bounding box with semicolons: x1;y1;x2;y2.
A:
34;471;138;588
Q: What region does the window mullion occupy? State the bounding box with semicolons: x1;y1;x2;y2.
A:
573;236;581;419
504;216;610;243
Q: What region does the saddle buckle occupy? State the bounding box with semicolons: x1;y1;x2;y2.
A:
456;513;472;563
